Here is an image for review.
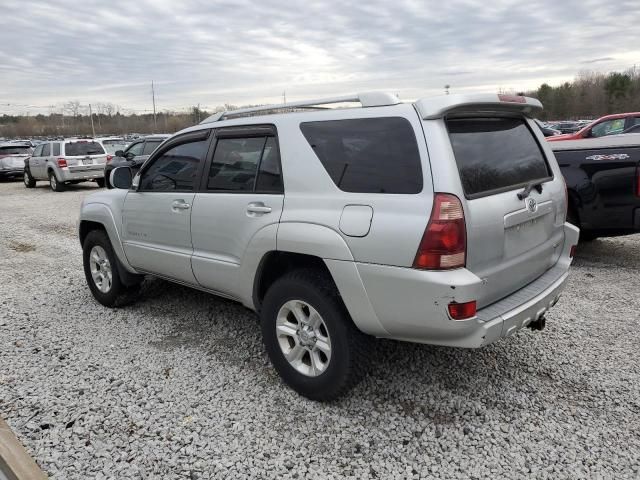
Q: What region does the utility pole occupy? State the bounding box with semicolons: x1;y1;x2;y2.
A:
283;91;286;104
89;104;96;137
151;80;157;132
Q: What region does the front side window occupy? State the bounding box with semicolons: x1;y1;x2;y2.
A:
300;117;423;194
142;140;162;156
32;145;43;157
207;137;266;192
139;139;209;191
42;143;50;156
126;141;145;156
591;119;626;138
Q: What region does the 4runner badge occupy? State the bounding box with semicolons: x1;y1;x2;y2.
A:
527;198;537;213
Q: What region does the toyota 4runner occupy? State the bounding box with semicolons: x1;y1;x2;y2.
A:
79;92;579;400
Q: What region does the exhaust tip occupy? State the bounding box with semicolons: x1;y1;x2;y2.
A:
527;316;546;331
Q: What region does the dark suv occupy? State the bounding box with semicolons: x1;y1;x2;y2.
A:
104;135;169;188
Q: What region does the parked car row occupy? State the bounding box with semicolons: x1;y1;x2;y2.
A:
17;135;169;191
546;112;640;142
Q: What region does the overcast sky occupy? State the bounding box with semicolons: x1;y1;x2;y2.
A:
1;0;639;115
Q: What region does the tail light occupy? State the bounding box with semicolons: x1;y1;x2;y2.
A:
413;193;466;270
448;301;477;320
57;158;67;167
106;155;114;163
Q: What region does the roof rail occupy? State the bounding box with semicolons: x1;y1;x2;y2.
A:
200;91;401;124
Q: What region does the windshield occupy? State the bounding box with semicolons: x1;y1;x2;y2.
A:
64;141;105;156
102;142;128;154
0;146;32;155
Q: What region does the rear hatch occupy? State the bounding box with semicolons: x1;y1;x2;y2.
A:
0;146;32;169
63;141;107;170
416;95;566;309
447;116;565;308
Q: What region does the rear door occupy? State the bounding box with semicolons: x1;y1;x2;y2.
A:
445;116;566;308
190;126;284;296
121;130;211;284
29;144;44;178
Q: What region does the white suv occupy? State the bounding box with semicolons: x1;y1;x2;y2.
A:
79;92;579;400
25;139;108;191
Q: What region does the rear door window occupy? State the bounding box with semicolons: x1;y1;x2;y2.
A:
207;137;266;192
53;143;60;156
64;141;105;156
42;143;50;156
446;117;551;198
300;117;423;194
142;140;162;155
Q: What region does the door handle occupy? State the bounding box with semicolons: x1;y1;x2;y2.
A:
172;200;191;210
247;202;272;215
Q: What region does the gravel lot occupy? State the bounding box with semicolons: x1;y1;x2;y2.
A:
1;178;639;479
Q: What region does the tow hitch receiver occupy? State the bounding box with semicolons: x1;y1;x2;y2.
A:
528;316;546;331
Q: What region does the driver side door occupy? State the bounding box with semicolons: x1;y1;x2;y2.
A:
121;130;212;284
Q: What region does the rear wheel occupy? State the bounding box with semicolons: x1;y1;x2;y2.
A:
261;269;370;401
23;170;36;188
83;230;141;307
48;171;65;192
96;178;106;188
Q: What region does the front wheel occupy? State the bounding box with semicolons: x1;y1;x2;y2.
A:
24;170;36;188
83;230;140;307
261;269;370;401
48;171;65;192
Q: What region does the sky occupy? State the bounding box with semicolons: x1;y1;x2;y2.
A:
1;0;639;115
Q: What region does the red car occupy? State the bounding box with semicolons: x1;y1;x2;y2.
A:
547;112;640;141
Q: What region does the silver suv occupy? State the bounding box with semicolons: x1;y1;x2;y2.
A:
25;139;108;191
79;92;579;400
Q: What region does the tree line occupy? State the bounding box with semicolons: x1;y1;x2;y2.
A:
2;67;639;138
525;66;640;121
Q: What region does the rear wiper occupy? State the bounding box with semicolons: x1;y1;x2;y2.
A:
517;181;543;200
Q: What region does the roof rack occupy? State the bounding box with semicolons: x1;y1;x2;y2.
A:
200;91;401;124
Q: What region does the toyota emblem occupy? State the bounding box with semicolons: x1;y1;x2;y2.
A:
527;198;537;213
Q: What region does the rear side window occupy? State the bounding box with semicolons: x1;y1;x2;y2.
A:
64;141;105;156
447;118;551;198
300;117;423;194
53;143;60;156
142;140;162;155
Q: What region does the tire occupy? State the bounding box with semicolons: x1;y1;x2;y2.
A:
48;171;65;192
261;269;370;401
23;170;36;188
82;230;141;307
96;178;106;188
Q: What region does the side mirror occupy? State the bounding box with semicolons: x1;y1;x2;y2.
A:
110;166;133;189
115;150;125;157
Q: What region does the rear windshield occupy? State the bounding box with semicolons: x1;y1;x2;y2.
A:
0;146;31;155
64;141;105;156
447;117;551;198
300;117;423;194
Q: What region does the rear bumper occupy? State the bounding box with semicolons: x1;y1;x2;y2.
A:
59;166;104;182
335;222;579;347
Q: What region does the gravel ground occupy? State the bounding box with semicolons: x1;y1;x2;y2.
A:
1;178;639;479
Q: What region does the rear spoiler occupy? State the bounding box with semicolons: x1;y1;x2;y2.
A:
415;94;543;120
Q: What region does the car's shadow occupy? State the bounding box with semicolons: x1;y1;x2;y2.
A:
123;276;599;418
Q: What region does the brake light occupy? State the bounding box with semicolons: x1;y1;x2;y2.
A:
413;193;466;270
448;301;477;320
57;158;67;167
106;155;113;163
498;94;526;104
